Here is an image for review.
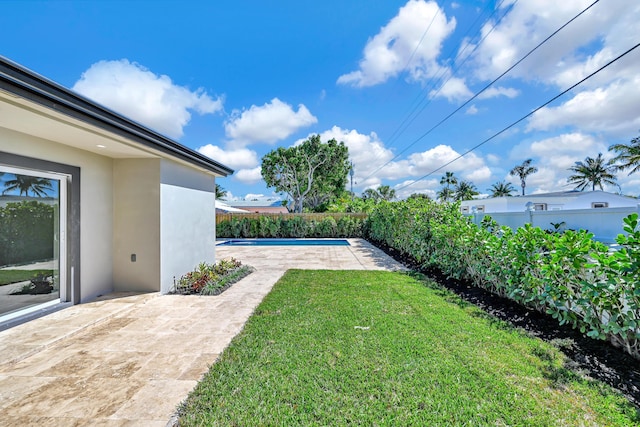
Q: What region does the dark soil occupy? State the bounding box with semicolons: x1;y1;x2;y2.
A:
370;239;640;408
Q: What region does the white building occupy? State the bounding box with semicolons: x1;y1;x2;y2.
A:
0;56;233;327
461;190;637;214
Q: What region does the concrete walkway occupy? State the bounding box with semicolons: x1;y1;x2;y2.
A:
0;239;405;426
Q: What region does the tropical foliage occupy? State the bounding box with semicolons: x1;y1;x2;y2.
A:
0;201;55;266
217;213;365;238
453;180;478;201
437;171;457;202
509;159;538;196
488;180;516;197
609;134;640;175
567;153;617;191
2;174;53;197
365;198;640;360
173;258;253;295
215;184;227;200
361;185;396;202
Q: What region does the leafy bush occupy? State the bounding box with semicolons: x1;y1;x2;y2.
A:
217;214;365;238
172;258;254;296
365;198;640;360
0;201;55;266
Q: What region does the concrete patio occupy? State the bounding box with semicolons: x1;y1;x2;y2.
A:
0;239;405;426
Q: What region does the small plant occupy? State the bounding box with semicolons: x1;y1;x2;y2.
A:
172;258;254;296
11;272;54;295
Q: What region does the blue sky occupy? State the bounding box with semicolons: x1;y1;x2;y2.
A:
2;0;639;201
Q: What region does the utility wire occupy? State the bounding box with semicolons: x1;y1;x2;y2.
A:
384;0;504;146
395;40;640;193
383;0;516;151
365;0;600;183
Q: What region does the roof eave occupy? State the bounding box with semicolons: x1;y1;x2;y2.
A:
0;56;233;177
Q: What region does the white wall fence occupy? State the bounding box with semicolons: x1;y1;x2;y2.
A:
466;205;640;243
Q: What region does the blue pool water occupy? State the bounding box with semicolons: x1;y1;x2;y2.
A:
217;239;350;246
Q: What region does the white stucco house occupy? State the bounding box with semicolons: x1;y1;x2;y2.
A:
0;56;233;327
461;190;637;214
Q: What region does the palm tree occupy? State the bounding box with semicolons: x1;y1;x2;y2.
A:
454;180;478;201
2;174;53;197
377;185;396;201
509;159;538;196
215;183;227;200
567;153;617;191
361;188;380;202
609;135;640;175
438;172;458;202
488;181;516;197
437;187;455;202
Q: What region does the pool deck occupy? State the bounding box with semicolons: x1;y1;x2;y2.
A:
0;238;406;426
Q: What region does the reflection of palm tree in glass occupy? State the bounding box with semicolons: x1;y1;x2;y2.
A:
2;175;53;197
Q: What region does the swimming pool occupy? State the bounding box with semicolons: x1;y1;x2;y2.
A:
217;239;350;246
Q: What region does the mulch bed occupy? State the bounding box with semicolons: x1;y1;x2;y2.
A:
371;239;640;408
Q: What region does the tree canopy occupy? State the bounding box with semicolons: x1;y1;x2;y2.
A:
567;153;617;191
509;159;538;196
609;134;640;176
488;181;516;197
362;185;396;203
454;180;478;201
2;175;53;197
261;135;349;213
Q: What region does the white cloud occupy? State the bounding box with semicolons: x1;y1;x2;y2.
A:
311;126;404;183
337;0;456;87
527;77;640;136
72;59;223;139
197;144;258;170
467;0;635;85
224;98;317;147
430;76;472;101
465;104;479;115
407;144;491;182
477;86;519;100
394;178;439;200
234;167;263;184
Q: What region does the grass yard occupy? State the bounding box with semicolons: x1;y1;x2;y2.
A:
0;269;53;286
179;270;639;426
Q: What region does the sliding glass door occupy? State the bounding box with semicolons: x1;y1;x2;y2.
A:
0;166;67;319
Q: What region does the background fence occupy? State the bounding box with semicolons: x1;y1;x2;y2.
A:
216;212;368;225
467;205;640;243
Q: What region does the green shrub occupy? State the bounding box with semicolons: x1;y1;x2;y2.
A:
0;201;55;266
173;258;253;295
364;199;640;360
217;214;365;238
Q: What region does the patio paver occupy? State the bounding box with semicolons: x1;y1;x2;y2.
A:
0;238;404;426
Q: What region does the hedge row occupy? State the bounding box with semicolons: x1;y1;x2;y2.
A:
217;214;364;238
364;199;640;360
0;201;55;266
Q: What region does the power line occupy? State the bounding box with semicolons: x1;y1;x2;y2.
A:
384;0;505;147
383;0;516;151
395;40;640;193
365;0;600;183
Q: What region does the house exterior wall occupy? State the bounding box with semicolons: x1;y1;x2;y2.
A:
0;127;114;302
113;158;161;292
160;160;216;293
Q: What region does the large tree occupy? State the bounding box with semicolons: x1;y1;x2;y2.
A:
509;159;538;196
567;153;617;191
488;181;516;197
609;134;640;175
2;174;53;197
261;135;349;213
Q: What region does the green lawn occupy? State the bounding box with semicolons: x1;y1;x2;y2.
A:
179;270;639;426
0;269;53;286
